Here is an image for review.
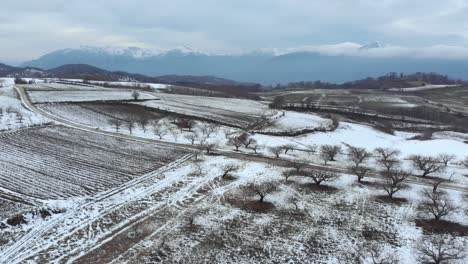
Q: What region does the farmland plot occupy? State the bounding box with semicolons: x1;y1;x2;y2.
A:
260;111;332;133
27;90;157;103
0;125;188;200
38;103;165;128
136;93;274;128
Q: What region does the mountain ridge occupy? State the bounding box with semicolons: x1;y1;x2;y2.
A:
20;45;468;84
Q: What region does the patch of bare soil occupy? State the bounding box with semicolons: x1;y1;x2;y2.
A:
302;183;340;193
374;195;408;205
226;197;275;213
415;219;468;236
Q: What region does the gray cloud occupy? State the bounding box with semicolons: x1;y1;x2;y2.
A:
0;0;467;62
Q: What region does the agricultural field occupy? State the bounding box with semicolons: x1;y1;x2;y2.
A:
3;156;464;263
411;86;468;114
136;93;274;128
260;111;333;133
0;81;466;263
0;125;189;200
38;102;165;128
27;89;157;103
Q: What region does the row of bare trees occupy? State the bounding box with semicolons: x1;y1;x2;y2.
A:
0;106;25;124
342;235;466;264
313;144;464;178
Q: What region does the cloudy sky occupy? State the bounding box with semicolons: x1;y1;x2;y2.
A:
1;0;468;63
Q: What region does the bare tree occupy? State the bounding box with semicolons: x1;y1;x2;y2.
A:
221;164;240;179
125;118;136;134
243;180;278;203
189;162;204;177
320;144;342;162
199;123;217;138
347;145;372;168
421;189;455;221
438;154;455;167
108;119;123;132
131;90;140;101
238;134;256;149
248;143;261;154
191;150;204;162
201;142;218;154
320;150;331;165
418;235;466;264
174;118;196;132
288;196;300;211
305;144;317;155
184;133;199;145
378;157;401;173
374;148;401;163
302;169;339;186
289;160;306;173
137;116;149;133
374;148;401;172
227;137;243;151
270;95;285;109
380;169;409;199
462;157;468;169
269;146;283;158
281;144;295;154
282;169;295;183
429;177;452;194
409;155;444;177
349;166;371;183
169;128;179;141
153;125;167;139
367;243;399;264
15;112;24;123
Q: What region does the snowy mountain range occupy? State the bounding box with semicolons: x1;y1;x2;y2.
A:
20;43;468;84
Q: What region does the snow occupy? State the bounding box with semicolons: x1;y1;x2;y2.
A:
253;122;468;159
263;111;332;132
1;80;467;263
389;84;458;92
146;83;170;89
28;90;157;103
0;78;49;131
361;95;418;107
136;93;273;127
85;80;171;90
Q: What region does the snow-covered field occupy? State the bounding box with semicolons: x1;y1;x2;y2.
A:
2;155;464;263
1;81;467;263
136;93;273;127
0;125;188;199
85;80;171;90
360;95;418;107
253;122;468;159
0;78;49;131
389;84;458;92
28;90;157;103
261;111;332;132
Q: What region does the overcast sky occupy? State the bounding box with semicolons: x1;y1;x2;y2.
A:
1;0;468;63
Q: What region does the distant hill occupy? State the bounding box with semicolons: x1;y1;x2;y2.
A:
20;46;468;84
0;63;48;78
0;63;248;86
